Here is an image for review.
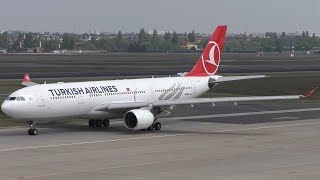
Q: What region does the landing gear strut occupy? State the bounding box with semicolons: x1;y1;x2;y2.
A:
27;121;38;135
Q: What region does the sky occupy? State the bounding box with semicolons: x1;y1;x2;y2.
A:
0;0;320;34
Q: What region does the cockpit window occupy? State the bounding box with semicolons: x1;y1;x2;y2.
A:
7;96;25;101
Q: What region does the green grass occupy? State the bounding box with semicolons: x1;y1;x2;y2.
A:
205;72;320;97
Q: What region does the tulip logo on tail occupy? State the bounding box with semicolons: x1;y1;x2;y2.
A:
185;25;227;77
202;41;221;75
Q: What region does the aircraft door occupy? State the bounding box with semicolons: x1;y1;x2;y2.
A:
134;87;152;102
35;90;45;107
78;95;85;104
190;79;197;96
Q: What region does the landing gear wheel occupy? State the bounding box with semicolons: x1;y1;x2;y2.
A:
154;122;161;130
95;120;103;127
28;128;38;135
102;119;110;127
27;121;38;135
88;119;95;127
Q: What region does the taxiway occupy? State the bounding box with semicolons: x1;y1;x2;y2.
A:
0;103;319;179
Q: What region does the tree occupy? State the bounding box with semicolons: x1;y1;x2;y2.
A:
137;28;150;51
171;31;179;45
117;39;129;50
117;30;123;40
224;39;241;52
138;28;149;44
281;32;286;39
0;33;6;49
151;29;161;50
164;32;171;41
116;30;127;50
42;40;60;52
24;33;34;48
62;33;75;50
188;30;195;42
275;39;283;53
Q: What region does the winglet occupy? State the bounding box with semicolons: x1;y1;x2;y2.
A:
21;73;38;86
302;87;319;97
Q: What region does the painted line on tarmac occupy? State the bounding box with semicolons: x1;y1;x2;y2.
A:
273;116;298;120
160;107;320;121
12;156;207;179
1;120;320;153
0;134;191;152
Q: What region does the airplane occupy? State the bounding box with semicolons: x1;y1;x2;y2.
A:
1;25;318;135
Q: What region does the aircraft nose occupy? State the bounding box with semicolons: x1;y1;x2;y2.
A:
1;101;12;116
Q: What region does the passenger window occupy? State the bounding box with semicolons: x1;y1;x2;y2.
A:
20;97;25;101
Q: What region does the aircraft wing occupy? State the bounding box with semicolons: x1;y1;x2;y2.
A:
94;87;318;111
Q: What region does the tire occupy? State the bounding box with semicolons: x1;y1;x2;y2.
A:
28;129;32;135
154;122;161;130
32;129;38;135
95;120;103;127
88;119;95;127
28;129;38;135
102;119;110;127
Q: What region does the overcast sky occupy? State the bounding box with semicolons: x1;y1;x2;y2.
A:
0;0;319;34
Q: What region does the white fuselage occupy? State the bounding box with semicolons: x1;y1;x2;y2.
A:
1;76;212;121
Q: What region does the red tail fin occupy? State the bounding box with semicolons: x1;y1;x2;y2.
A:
186;25;227;76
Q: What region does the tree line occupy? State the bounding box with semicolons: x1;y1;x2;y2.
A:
1;29;320;53
224;31;320;53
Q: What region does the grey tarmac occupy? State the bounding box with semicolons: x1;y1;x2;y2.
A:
0;103;320;179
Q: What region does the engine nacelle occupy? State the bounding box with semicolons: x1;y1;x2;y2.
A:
123;109;155;130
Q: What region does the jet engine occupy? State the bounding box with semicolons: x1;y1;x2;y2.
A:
124;109;155;130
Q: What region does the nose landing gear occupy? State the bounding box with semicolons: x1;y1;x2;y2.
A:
27;121;38;135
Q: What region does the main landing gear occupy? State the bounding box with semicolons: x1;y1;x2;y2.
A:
88;119;110;128
147;122;162;131
27;121;38;135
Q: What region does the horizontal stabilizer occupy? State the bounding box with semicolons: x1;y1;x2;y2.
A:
21;74;38;87
212;75;267;83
